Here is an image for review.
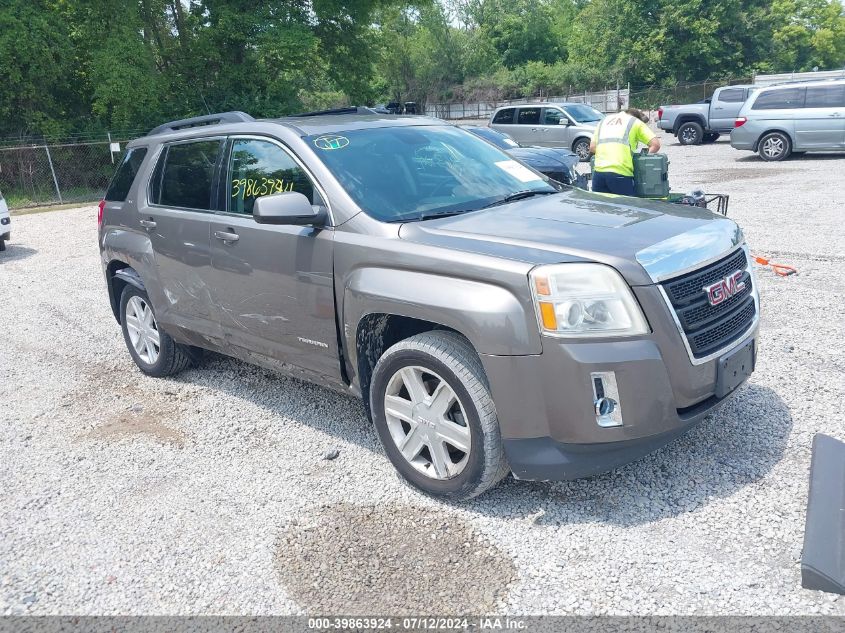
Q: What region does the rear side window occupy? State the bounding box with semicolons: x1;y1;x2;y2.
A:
805;85;845;108
752;88;805;110
105;148;148;201
492;108;515;124
150;140;223;210
517;108;540;125
718;88;745;103
227;139;316;215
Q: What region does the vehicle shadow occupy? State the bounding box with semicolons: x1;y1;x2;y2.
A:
0;243;38;263
469;383;793;526
181;355;791;526
737;153;845;163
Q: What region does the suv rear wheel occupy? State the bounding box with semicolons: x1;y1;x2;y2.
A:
572;138;591;162
758;132;791;161
677;121;703;145
120;286;196;377
369;331;509;501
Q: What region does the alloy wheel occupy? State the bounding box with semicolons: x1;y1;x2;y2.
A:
762;136;784;159
125;295;161;365
680;126;699;144
383;366;471;480
574;140;590;161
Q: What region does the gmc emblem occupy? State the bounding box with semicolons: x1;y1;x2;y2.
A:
703;270;746;306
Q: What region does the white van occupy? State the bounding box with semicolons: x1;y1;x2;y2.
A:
0;189;10;251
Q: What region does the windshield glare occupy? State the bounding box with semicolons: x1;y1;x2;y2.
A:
562;104;604;123
469;127;520;150
307;126;554;222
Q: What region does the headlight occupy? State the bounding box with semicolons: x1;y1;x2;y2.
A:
530;263;649;337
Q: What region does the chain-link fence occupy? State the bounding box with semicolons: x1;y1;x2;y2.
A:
0;137;136;210
629;78;754;110
426;88;630;120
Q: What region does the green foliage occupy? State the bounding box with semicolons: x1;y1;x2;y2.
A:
0;0;843;138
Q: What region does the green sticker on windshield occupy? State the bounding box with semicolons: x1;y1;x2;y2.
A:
314;135;349;150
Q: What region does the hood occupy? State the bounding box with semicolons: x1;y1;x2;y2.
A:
398;188;742;286
507;147;578;172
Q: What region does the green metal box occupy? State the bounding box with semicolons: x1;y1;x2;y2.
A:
633;153;670;198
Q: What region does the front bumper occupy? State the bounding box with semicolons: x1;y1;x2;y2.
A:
480;295;759;481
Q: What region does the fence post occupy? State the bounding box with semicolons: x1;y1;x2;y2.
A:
108;132;115;164
44;144;62;204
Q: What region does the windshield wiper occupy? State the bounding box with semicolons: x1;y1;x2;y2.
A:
480;189;556;209
416;209;473;221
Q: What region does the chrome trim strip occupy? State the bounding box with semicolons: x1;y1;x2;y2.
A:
659;244;760;366
636;220;744;283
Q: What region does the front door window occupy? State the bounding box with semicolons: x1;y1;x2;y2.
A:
228;139;317;215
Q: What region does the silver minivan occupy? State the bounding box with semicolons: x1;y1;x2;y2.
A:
731;79;845;161
490;103;604;161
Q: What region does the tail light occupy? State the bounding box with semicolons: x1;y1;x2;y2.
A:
97;199;105;225
658;107;663;120
735;117;747;128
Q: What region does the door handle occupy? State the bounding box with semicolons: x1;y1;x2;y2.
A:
214;230;240;243
139;219;157;229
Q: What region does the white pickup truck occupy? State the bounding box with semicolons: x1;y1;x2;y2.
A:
658;85;757;145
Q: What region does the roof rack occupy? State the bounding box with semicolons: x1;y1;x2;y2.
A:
287;106;381;118
147;111;254;136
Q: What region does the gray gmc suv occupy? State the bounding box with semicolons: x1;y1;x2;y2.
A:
99;110;759;500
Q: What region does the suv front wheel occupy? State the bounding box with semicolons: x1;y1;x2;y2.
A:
119;286;196;377
369;331;509;501
758;132;791;161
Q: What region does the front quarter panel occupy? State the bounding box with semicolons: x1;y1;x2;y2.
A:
335;217;542;384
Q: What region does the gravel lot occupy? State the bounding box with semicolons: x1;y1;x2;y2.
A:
1;136;844;616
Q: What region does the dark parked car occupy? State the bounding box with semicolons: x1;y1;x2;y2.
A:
461;125;584;187
99;110;759;500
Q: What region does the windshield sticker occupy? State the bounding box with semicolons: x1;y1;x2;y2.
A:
314;135;349;150
495;160;542;183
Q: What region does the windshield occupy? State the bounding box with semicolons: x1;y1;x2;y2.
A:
562;104;604;123
306;126;554;222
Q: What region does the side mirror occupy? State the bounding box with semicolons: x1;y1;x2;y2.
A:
253;191;326;226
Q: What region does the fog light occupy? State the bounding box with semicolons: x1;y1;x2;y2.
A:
591;371;624;428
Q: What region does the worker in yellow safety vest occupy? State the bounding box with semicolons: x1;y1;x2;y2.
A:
589;108;661;196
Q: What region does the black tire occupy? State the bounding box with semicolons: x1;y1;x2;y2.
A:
119;285;196;377
677;121;704;145
572;137;591;162
0;238;5;252
369;331;509;501
758;132;791;161
702;132;720;144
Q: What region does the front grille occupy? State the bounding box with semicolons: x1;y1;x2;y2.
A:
664;248;747;305
661;249;756;359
